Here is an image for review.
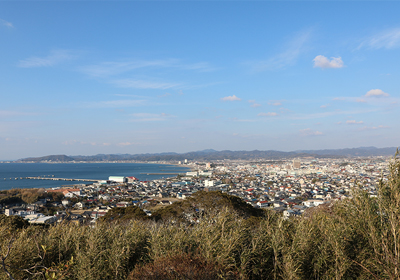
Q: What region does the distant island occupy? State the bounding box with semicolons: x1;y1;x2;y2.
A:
14;146;399;163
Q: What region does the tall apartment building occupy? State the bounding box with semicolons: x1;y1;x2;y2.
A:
293;159;301;169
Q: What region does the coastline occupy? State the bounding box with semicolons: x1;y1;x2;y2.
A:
0;162;192;191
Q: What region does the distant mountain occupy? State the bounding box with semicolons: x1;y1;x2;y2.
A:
17;146;398;162
19;155;75;162
296;147;398;157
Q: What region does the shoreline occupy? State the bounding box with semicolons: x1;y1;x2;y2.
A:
0;162;192;191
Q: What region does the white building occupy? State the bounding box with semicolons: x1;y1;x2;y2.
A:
108;176;126;183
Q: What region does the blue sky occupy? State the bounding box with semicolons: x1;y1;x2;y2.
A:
1;1;400;160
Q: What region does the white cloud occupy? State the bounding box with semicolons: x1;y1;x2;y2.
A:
346;120;363;124
18;50;76;68
313;55;344;69
299;128;323;136
356;98;367;103
1;19;13;28
320;104;329;108
361;28;400;49
258;112;277;117
365;89;389;98
111;79;180;90
221;95;241;101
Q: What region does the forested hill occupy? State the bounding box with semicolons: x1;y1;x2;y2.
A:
19;155;75;162
17;146;398;162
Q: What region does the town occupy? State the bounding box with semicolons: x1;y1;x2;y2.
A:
0;156;389;225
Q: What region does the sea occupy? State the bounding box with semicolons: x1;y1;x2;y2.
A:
0;163;191;191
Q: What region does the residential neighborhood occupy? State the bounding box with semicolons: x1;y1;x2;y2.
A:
0;156;390;224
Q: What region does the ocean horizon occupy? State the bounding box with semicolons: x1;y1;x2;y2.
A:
0;162;191;191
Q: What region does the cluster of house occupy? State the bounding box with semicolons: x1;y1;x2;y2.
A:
1;156;389;223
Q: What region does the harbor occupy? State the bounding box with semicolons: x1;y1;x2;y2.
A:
0;162;191;191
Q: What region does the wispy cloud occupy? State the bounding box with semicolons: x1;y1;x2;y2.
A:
1;18;13;28
365;89;389;98
359;125;389;131
360;28;400;49
81;58;216;91
18;50;76;68
232;118;257;123
248;100;261;107
81;59;215;78
313;55;344;69
299;128;323;137
346;120;364;124
333;93;393;104
221;95;241;101
111;79;180;90
258;112;277;117
269;101;282;106
158;93;171;98
81;59;177;77
246;29;312;71
87;99;145;108
62;140;111;146
290;109;376;120
181;62;217;72
0;110;37;118
117;142;137;147
129;113;172;122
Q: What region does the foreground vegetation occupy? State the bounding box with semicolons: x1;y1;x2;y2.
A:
1;155;400;279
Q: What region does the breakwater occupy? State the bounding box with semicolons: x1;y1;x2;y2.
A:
2;176;99;182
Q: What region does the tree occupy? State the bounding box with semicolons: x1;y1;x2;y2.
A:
99;206;148;223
